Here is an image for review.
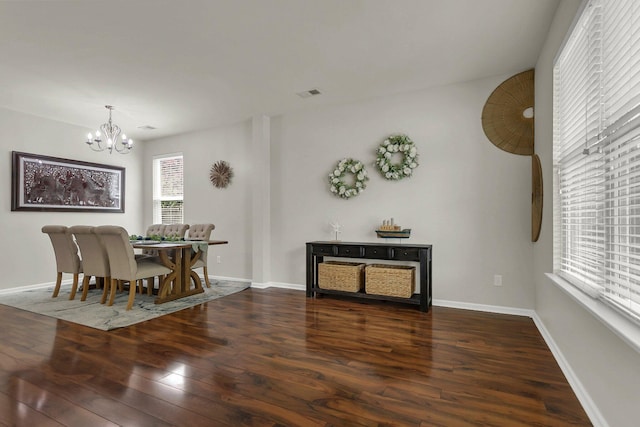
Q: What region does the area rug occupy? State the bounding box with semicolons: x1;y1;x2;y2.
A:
0;279;249;331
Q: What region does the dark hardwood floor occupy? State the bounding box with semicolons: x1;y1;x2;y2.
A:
0;288;591;426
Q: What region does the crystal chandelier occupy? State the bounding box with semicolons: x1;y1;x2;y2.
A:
85;105;133;154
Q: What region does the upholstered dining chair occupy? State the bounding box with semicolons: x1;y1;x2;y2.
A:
41;225;82;299
141;223;190;288
69;225;111;302
145;223;166;238
139;223;188;254
94;225;172;310
140;223;166;257
187;223;215;287
163;223;189;239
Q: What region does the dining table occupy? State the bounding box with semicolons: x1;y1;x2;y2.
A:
131;239;228;304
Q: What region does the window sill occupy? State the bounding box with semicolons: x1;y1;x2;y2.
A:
545;273;640;354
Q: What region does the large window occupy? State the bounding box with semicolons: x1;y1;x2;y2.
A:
153;154;183;224
554;0;640;319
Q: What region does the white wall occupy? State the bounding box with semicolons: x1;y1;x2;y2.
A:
143;120;253;281
534;2;640;426
270;77;535;307
0;107;144;289
141;73;535;309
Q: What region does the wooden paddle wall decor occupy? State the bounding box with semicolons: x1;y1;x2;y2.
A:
531;154;543;242
481;69;542;242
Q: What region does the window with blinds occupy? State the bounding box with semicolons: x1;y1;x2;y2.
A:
554;0;640;320
153;154;184;224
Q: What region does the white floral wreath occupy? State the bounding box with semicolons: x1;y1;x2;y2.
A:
328;158;369;199
376;134;419;180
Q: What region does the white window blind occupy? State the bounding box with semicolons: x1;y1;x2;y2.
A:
153;154;184;224
554;0;640;319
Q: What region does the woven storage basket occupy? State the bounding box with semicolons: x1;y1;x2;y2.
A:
365;264;415;298
318;261;365;292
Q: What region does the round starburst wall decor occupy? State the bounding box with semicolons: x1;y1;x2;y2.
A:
209;160;234;189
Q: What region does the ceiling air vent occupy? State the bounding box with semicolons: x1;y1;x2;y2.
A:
137;125;157;130
296;88;321;98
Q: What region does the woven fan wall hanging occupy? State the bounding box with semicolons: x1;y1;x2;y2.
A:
481;69;534;155
481;69;541;242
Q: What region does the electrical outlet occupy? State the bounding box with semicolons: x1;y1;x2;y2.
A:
494;274;503;286
217;255;221;264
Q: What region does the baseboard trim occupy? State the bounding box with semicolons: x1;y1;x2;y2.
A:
262;281;305;291
0;280;69;295
242;280;305;291
433;299;535;318
531;312;608;427
210;275;252;284
249;281;269;289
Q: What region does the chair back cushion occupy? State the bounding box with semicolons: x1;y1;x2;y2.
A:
69;225;109;277
163;223;189;239
145;224;166;238
94;225;137;281
187;223;215;240
142;223;167;255
41;225;82;274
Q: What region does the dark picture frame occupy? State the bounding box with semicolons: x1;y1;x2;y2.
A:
11;151;125;212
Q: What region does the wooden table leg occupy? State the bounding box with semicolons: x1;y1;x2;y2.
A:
187;248;203;289
155;245;204;304
181;247;189;294
186;246;204;294
155;250;178;303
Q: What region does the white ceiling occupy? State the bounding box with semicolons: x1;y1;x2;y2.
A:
0;0;559;142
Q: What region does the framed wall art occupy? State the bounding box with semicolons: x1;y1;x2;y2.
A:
11;151;125;212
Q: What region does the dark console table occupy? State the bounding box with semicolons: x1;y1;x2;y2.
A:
306;241;432;312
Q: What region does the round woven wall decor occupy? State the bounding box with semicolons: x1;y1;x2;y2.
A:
481;69;534;156
531;154;543;242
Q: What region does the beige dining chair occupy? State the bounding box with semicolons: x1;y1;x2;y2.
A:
140;223;166;257
69;225;111;302
139;222;188;254
163;223;189;239
94;225;172;310
41;225;82;299
145;223;166;238
187;223;215;287
141;223;189;289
